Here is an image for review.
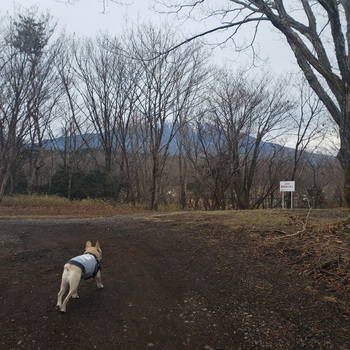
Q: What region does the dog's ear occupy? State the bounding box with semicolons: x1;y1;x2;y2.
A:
85;241;92;249
95;241;100;250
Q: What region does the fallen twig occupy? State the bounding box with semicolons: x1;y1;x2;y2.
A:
276;206;312;239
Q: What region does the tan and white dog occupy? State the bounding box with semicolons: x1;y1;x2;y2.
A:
56;241;104;313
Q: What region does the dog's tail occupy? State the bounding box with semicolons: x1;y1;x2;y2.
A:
63;263;76;279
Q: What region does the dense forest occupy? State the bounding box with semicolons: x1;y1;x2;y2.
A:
0;9;343;210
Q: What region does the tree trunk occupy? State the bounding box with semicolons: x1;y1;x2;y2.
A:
0;167;11;203
178;152;187;210
338;138;350;207
150;157;159;211
335;86;350;207
0;140;18;204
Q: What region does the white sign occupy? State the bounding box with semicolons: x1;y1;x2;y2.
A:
280;181;295;192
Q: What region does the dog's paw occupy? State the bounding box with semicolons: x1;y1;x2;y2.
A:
72;294;79;299
98;284;104;289
57;305;66;313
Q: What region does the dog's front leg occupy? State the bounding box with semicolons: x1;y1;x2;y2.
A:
95;270;104;289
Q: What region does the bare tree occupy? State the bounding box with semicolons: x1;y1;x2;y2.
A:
54;35;83;199
289;77;330;182
156;0;350;207
72;35;142;200
73;37;116;176
252;145;292;209
128;24;209;210
191;68;294;209
0;9;57;202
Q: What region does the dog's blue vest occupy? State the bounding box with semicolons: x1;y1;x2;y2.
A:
67;253;100;280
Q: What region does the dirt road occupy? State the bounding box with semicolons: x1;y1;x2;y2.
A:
1;213;349;349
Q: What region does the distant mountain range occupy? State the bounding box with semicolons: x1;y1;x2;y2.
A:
42;130;333;163
43;133;101;151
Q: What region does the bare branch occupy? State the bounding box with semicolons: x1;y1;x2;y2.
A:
158;15;268;57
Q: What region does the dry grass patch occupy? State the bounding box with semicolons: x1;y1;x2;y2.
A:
168;209;349;235
0;195;149;219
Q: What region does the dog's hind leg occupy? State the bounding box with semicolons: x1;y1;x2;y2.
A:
57;267;78;312
95;270;104;289
56;278;68;310
60;284;78;313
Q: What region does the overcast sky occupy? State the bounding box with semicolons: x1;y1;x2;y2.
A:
0;0;298;74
